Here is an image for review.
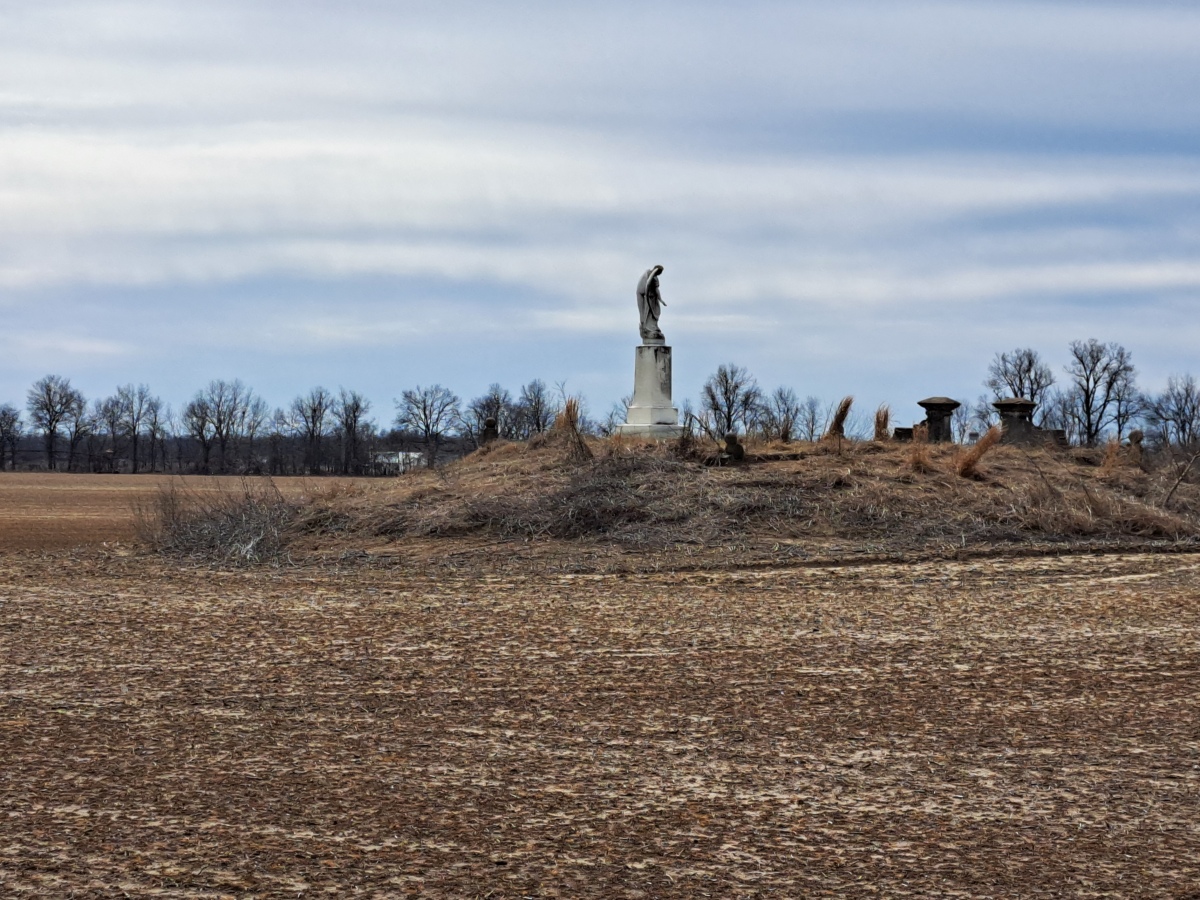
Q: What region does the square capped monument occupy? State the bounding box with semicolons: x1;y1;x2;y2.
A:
617;265;682;439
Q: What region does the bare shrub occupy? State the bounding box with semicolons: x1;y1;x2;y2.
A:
135;478;298;566
873;405;891;442
955;425;1002;478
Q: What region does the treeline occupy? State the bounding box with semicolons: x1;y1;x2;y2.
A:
0;376;578;474
1;337;1197;474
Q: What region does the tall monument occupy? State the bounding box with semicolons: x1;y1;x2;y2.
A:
617;265;682;439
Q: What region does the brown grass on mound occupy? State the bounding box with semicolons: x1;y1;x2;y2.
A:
955;425;1002;478
137;439;1200;564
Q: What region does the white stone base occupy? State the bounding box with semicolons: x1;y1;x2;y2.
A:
616;422;683;440
617;344;680;441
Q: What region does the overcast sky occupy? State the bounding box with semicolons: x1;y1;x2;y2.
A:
2;0;1198;428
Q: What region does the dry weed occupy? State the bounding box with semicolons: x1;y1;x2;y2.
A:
873;404;890;442
823;395;853;439
906;424;934;473
551;396;594;462
955;425;1002;478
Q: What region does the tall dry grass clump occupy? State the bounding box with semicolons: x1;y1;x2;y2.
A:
1099;437;1123;475
906;424;934;473
552;396;594;461
823;396;854;440
955;425;1002;478
135;478;298;566
873;404;891;442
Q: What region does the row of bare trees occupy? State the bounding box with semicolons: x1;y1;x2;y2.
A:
2;375;577;473
3;342;1197;473
4;376;383;474
973;340;1198;449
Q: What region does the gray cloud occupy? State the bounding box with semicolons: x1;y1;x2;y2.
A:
0;0;1197;417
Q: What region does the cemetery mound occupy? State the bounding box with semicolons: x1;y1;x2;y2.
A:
140;433;1200;569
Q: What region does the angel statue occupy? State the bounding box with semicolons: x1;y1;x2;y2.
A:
636;265;666;343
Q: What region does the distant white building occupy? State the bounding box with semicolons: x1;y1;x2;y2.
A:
372;451;425;475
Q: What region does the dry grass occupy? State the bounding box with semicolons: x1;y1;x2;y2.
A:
955;424;1003;478
823;395;854;439
873;403;890;441
1100;437;1123;474
906;424;934;473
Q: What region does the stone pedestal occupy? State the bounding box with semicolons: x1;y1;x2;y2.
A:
917;396;961;443
616;344;682;439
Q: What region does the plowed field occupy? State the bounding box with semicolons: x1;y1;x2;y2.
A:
0;474;369;550
2;543;1199;897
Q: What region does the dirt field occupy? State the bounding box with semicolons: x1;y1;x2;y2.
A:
0;474;373;550
2;539;1199;897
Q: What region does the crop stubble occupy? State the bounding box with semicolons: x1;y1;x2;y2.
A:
1;548;1198;897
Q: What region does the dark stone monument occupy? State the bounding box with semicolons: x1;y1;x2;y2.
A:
723;431;745;463
480;417;500;445
992;398;1037;444
992;398;1067;447
917;397;960;443
1128;429;1145;465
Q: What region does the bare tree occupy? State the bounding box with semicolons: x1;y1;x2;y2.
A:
395;384;460;465
465;384;516;445
95;393;132;471
238;395;270;472
1147;373;1200;449
1063;339;1137;447
291;386;333;475
970;393;1000;433
183;396;216;473
951;403;972;443
334;388;371;474
63;393;92;472
985;348;1055;408
797;395;824;442
756;386;802;442
212;380;252;473
26;375;80;470
145;400;171;472
114;384;159;473
1039;387;1083;447
600;395;632;436
516;379;556;438
267;407;301;475
185;380;256;473
0;404;21;470
701;364;762;436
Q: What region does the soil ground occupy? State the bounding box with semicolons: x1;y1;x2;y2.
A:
0;473;371;550
2;475;1199;897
